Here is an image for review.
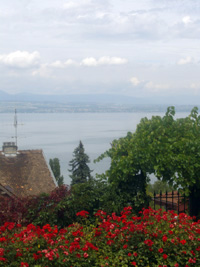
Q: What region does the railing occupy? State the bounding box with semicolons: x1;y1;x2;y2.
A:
153;191;188;214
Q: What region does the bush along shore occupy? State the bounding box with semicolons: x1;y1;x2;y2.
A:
0;207;200;267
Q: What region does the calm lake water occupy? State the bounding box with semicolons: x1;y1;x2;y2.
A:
0;112;190;185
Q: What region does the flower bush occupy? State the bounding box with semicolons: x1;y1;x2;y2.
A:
0;207;200;266
0;185;72;227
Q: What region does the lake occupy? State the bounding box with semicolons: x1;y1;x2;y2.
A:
0;112;190;185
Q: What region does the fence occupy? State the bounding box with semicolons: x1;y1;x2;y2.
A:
153;191;188;214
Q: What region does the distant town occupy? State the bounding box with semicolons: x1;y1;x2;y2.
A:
0;101;198;113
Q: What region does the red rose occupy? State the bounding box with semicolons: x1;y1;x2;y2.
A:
163;254;168;260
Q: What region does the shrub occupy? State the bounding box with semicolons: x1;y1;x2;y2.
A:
0;207;200;266
0;185;71;227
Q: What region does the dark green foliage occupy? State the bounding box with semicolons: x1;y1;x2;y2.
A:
49;158;64;186
26;185;73;227
66;178;107;221
69;141;93;185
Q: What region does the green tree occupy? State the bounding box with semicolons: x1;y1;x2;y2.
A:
96;107;200;217
147;180;175;195
69;141;93;185
49;158;64;186
95;131;150;213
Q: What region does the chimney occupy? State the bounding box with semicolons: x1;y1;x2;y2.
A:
2;142;18;157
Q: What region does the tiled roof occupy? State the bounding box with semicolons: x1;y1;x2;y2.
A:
0;150;56;198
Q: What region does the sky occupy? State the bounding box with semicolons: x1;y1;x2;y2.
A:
0;0;200;99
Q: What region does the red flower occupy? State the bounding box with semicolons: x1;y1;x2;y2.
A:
174;264;179;267
162;235;168;242
33;253;42;260
188;258;196;264
20;263;29;267
163;254;168;260
0;248;4;257
180;240;186;245
158;248;163;253
84;252;89;258
144;239;154;247
76;210;89;218
131;262;137;266
107;240;114;245
133;252;138;257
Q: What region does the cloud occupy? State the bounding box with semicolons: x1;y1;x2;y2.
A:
182;16;192;25
50;59;78;68
145;81;169;92
177;56;192;65
81;57;97;66
47;57;127;68
0;51;40;68
130;77;140;86
32;64;51;78
81;56;128;66
63;0;91;9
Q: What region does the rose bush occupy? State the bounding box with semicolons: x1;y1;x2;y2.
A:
0;207;200;267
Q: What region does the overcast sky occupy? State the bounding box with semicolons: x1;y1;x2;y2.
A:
0;0;200;98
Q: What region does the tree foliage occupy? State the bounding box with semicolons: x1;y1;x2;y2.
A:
96;107;200;213
147;180;175;195
131;106;200;194
49;158;64;186
69;141;93;185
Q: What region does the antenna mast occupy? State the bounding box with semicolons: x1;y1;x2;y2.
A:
14;109;18;147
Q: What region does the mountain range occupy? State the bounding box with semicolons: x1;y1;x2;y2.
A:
0;90;200;105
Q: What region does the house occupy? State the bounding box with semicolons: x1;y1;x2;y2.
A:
0;142;56;198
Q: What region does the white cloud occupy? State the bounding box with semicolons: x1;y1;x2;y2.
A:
32;64;51;77
98;56;127;65
0;51;40;68
63;0;92;10
63;1;79;9
81;57;97;66
182;16;192;25
130;77;140;86
65;59;78;66
145;81;169;92
81;56;128;66
177;56;192;65
50;59;78;68
50;60;65;68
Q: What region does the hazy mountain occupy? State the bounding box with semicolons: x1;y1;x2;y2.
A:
0;90;200;105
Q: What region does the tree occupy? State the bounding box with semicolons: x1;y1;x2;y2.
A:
95;130;150;213
96;107;200;217
69;141;93;185
147;180;175;195
49;158;64;186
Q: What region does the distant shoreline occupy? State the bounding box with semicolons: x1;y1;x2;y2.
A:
0;101;198;113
